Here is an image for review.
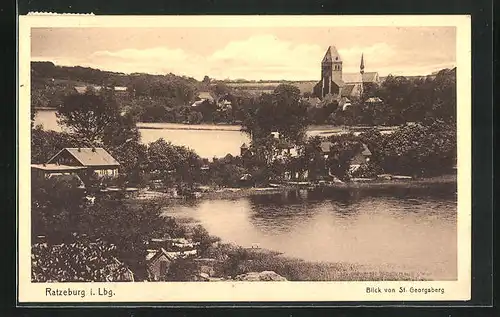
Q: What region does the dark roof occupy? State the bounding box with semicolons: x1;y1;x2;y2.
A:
240;143;248;149
362;72;379;83
48;148;120;167
147;248;175;264
341;84;356;97
361;144;372;156
322;46;342;64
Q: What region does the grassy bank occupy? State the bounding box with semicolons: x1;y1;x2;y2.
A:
199;245;428;281
157;215;430;282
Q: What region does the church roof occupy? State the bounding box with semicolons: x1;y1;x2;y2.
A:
342;72;379;83
322;46;342;64
341;84;356;97
362;72;379;82
342;73;363;84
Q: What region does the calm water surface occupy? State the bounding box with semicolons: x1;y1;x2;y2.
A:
164;187;457;280
34;110;340;158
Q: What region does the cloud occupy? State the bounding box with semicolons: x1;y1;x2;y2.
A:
207;35;323;79
32;34;455;80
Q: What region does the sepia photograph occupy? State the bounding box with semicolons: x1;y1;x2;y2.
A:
18;15;471;303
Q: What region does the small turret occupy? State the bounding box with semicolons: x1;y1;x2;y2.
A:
360;53;365;75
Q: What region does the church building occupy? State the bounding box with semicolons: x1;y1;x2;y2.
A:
312;45;380;100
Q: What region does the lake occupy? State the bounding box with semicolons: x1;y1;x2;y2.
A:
34;109;359;158
164;186;457;280
34;110;457;280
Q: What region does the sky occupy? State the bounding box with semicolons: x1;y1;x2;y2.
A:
31;27;456;81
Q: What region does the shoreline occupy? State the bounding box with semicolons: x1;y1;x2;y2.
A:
35;110;396;133
138;174;456;201
156;204;445;282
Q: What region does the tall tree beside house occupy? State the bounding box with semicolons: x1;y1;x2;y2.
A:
241;84;308;144
325;133;363;181
31;127;90;164
241;93;276;140
108;141;149;187
56;89;120;144
147;138;202;187
272;84;309;145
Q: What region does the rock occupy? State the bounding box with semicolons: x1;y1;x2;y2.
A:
234;271;287;281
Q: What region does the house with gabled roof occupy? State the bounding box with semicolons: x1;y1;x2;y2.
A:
146;248;176;281
46;147;120;178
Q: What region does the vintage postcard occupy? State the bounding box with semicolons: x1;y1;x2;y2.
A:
18;15;471;303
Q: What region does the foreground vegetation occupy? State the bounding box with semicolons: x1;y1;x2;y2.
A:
32;177;430;282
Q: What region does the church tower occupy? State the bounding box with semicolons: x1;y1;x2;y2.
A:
314;45;343;98
321;46;343;86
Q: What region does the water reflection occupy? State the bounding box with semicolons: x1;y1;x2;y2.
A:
164;185;457;280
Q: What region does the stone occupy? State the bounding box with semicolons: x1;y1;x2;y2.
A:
234;271;287;281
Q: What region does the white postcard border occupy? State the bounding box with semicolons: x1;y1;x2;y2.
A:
18;15;471;303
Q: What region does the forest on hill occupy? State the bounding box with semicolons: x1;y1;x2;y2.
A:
31;61;456;126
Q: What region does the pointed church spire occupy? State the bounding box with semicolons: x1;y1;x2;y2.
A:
360;53;365;74
322;47;332;64
322;46;342;64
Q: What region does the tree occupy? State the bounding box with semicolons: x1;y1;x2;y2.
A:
272;84;308;144
191;225;221;256
31;127;90;163
31;176;87;242
241;84;308;145
147;138;202;186
382;120;456;176
56;90;120;144
108;141;149;187
102;111;140;148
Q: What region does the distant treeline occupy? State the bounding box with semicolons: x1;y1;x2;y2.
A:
31;62;456;127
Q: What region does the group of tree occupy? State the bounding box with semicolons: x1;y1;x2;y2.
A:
299;120;457;180
307;68;457;126
31;173;190;280
31;62;253;125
